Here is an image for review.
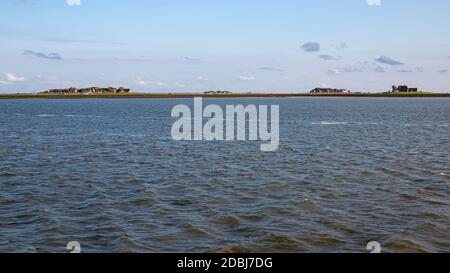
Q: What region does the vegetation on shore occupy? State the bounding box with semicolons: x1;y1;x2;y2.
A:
380;92;435;96
0;92;449;99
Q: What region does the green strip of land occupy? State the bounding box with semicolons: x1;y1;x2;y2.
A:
0;92;449;99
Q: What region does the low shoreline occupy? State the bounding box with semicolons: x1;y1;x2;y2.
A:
1;93;450;99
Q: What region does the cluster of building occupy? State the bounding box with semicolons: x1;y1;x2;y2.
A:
203;90;233;94
41;87;133;94
391;85;419;93
310;88;352;94
309;85;421;94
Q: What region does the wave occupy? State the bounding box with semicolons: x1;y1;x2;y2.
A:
311;121;348;125
64;114;96;118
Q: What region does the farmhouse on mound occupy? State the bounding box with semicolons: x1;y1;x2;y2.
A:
310;88;352;94
204;90;233;94
391;85;419;93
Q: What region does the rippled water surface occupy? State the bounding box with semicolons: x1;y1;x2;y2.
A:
0;98;449;253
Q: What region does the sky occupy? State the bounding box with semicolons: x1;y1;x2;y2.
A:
0;0;450;93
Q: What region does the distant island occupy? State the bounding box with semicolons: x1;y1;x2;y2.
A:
36;85;429;96
0;85;449;99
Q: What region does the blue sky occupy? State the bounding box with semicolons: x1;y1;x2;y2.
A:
1;0;449;93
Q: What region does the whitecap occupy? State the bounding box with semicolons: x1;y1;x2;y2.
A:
37;114;56;117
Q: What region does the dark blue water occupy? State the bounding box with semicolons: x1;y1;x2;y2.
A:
0;98;449;253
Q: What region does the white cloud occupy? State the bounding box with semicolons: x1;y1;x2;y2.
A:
2;72;25;84
134;76;148;86
136;79;147;86
35;74;59;84
237;76;255;81
327;69;342;75
367;0;381;6
196;76;207;81
134;76;167;87
66;0;81;6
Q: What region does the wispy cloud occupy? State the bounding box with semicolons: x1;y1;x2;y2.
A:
367;0;382;6
337;43;347;50
23;50;63;60
258;66;286;72
195;76;207;81
374;66;386;73
329;61;376;75
397;69;414;73
237;76;255;81
135;77;147;86
66;0;81;6
35;73;60;84
375;56;404;66
184;56;200;62
134;76;167;87
327;69;342;75
319;54;341;61
42;37;126;45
